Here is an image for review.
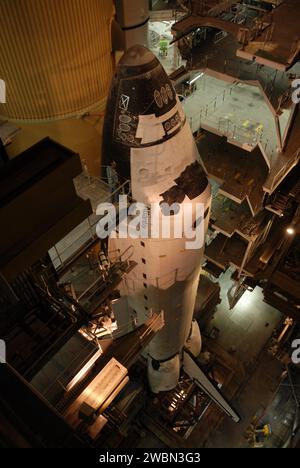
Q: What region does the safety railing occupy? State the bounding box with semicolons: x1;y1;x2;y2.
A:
269;148;300;193
49;178;131;270
183;84;277;157
108;245;134;265
189;53;283;106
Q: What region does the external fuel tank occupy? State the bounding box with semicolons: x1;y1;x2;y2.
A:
0;0;115;176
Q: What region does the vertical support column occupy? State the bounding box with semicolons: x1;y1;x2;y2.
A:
238;239;253;279
275;114;283;152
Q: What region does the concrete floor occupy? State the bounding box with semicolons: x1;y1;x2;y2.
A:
262;370;300;448
204;269;282;368
182;75;279;161
205;349;284;448
186;27;294;113
187;269;284;448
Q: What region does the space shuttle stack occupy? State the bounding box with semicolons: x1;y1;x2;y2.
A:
102;46;212;393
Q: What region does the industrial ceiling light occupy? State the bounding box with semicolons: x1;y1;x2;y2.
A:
286;226;295;235
188;72;204;85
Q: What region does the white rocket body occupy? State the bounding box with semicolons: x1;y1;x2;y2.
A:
102;46;211;393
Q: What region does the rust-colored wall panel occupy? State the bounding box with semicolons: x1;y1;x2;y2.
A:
0;0;114;120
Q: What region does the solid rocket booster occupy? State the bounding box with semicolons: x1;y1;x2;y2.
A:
115;0;149;49
102;46;211;393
